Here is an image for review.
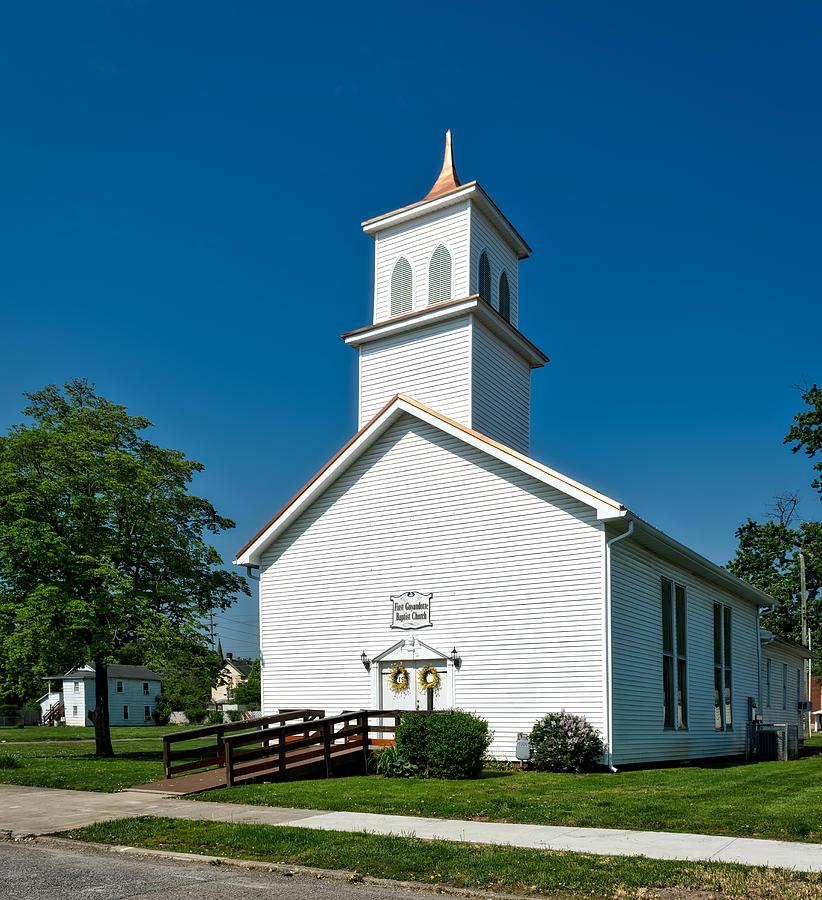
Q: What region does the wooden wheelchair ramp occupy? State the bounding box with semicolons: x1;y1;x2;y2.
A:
129;709;399;796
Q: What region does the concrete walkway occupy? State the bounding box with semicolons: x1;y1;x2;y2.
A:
2;783;821;873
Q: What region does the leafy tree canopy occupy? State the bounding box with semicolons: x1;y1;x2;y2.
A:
728;384;822;666
233;657;261;708
0;379;248;753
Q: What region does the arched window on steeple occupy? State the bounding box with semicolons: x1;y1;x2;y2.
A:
390;256;413;316
428;244;452;305
478;251;491;303
498;271;510;322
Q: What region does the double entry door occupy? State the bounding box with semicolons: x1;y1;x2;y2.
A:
380;658;448;711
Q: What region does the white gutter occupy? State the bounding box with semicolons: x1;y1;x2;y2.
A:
604;521;634;772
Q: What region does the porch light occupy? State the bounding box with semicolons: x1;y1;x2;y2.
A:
360;651;371;672
450;647;461;670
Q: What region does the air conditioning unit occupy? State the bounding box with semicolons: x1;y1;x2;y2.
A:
758;724;800;761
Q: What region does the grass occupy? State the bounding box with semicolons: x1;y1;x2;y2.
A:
61;816;822;899
195;737;822;843
0;738;166;791
0;724;199;743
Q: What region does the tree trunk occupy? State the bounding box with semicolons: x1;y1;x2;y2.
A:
93;655;114;757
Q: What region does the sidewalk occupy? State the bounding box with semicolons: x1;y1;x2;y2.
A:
2;783;821;873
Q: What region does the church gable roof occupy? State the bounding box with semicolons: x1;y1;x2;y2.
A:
235;394;626;566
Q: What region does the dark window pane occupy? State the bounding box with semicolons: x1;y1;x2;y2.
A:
663;656;675;728
725;669;732;728
715;668;723;729
675;584;686;657
714;603;722;666
661;579;673;653
677;659;688;728
724;606;731;667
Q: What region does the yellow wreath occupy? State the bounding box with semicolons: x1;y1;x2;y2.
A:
388;663;410;693
418;665;440;692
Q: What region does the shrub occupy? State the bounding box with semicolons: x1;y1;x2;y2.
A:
206;710;224;725
0;751;22;769
528;711;605;773
153;695;172;725
226;710;243;722
396;710;492;779
184;705;207;725
369;745;418;777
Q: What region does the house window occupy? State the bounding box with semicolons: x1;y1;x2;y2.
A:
390;257;413;316
478;251;491;302
123;705;129;720
783;663;788;710
143;682;149;695
74;681;80;693
72;705;78;717
713;603;732;729
116;680;123;693
798;669;802;708
144;706;151;720
498;271;510;322
428;243;452;305
662;577;687;729
766;658;772;707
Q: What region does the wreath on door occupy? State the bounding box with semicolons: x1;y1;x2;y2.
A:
388;663;410;693
418;665;441;692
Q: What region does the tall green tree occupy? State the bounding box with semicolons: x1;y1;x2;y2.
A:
728;384;822;660
0;379;248;755
233;658;261;708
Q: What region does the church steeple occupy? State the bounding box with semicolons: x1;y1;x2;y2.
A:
423;130;461;201
346;133;547;455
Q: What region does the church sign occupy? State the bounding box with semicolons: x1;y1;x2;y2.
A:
391;591;433;630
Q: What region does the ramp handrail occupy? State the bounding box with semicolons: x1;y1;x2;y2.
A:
161;709;325;779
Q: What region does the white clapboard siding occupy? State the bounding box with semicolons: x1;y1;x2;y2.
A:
469;206;519;328
358;316;472;428
374;203;470;322
258;414;605;759
63;680;88;726
471;318;531;454
610;539;760;764
760;643;805;730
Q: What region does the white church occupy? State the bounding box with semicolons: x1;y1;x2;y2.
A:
237;133;809;766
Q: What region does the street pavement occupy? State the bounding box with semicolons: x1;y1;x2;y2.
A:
0;839;438;900
2;783;822;872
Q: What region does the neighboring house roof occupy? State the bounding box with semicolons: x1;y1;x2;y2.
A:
43;663;161;681
227;660;253;678
760;630;814;659
234;394;776;611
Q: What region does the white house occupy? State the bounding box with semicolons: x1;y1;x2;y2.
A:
40;663;162;727
211;652;253;707
236;133;810;765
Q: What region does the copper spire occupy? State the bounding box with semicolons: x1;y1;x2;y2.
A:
423;130;461;201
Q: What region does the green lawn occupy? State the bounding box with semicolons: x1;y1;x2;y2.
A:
196;739;822;843
0;724;198;742
63;817;822;899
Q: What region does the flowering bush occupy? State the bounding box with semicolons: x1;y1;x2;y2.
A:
528;711;605;773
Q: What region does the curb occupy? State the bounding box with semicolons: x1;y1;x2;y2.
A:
34;835;529;899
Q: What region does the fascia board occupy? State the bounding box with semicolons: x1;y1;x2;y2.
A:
400;399;623;518
362;186;477;236
234;404;404;566
470;189;531;259
344;300;476;348
627;514;776;609
345;298;548;368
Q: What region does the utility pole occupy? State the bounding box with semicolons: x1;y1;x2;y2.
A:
209;605;215;652
800;549;810;738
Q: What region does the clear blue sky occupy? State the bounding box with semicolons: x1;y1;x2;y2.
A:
1;2;820;659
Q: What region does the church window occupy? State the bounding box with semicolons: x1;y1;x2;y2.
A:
478;251;491;303
662;577;687;729
428;243;452;305
499;271;511;322
713;603;732;729
390;257;413;316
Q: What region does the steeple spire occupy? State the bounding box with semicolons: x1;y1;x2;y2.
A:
423;130;461;201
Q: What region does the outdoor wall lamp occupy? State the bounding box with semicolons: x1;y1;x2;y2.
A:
450;647;461;670
360;651;371;672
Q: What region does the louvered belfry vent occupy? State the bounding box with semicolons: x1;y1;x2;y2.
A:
390;257;413;316
478;251;491;303
499;271;510;322
428;244;452;305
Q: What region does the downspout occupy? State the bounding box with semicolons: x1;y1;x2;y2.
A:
604;521;634;772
